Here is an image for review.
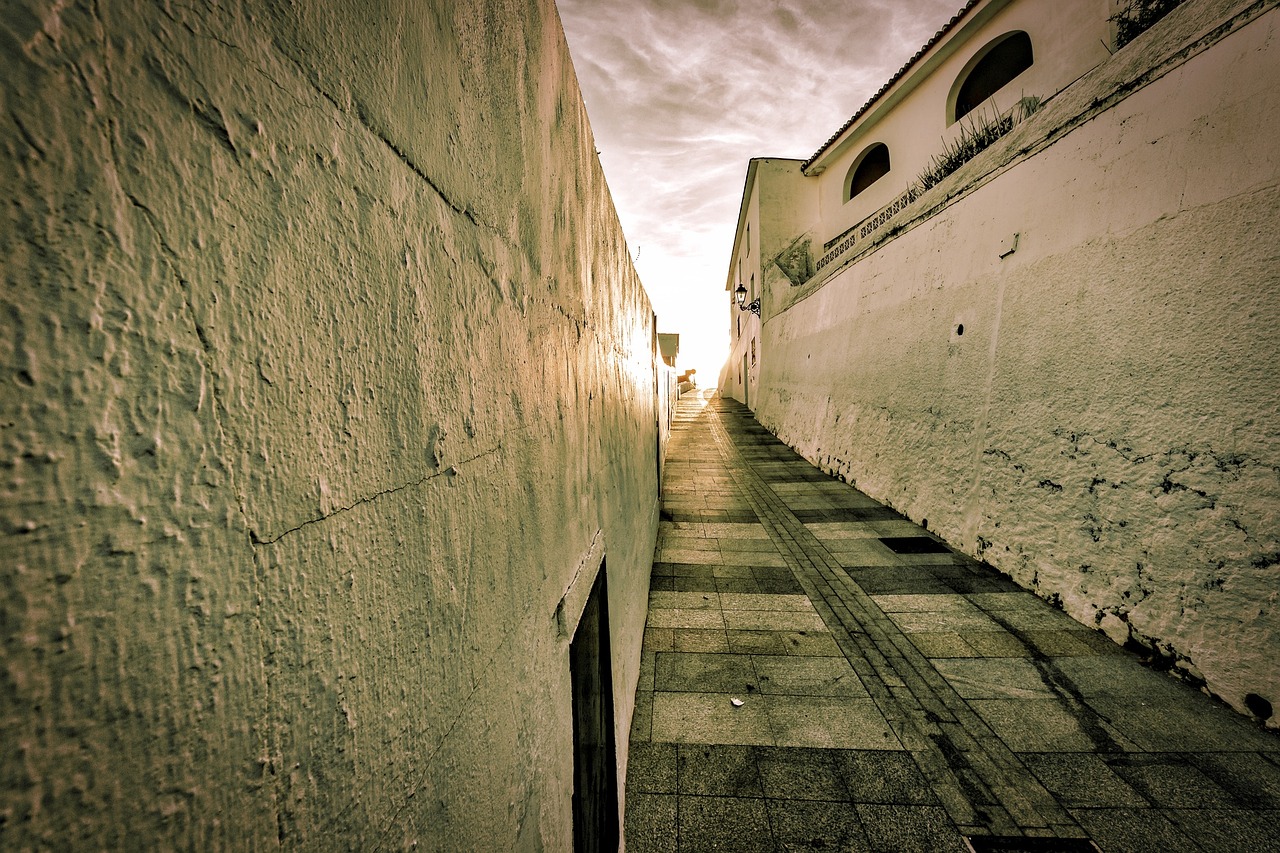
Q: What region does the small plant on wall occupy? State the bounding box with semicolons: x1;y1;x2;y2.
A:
915;96;1041;192
1111;0;1187;49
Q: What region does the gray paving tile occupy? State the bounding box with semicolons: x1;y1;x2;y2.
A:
713;564;758;579
628;742;677;794
1070;807;1199;853
757;746;847;801
765;799;871;852
969;698;1136;752
871;594;982;613
638;396;1280;852
655;652;757;694
1020;752;1149;808
678;796;777;853
647;608;725;630
1190;752;1280;809
677;744;764;797
724;609;828;632
933;658;1058;699
752;655;867;697
1107;754;1238;808
649;591;719;610
764;696;902;750
1165;808;1280;853
838;750;939;805
674;575;721;593
727;627;844;653
906;632;979;658
623;792;677;853
718;593;814;612
964;632;1035;657
672;628;730;653
855;804;969;853
886;609;1004;633
1089;695;1277;752
651;691;773;745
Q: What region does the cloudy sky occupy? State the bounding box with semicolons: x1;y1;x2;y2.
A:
555;0;961;380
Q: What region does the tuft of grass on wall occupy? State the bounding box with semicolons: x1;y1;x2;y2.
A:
1111;0;1187;50
915;96;1041;193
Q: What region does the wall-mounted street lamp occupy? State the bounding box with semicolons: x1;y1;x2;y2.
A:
734;283;761;316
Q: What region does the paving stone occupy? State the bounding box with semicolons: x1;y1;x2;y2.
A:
1190;752;1280;809
678;795;776;853
764;696;902;750
623;793;677;853
677;744;764;797
1165;807;1280;853
726;630;791;655
907;632;980;658
719;592;814;612
757;746;848;801
872;594;982;613
968;698;1135;752
766;799;871;852
648;590;719;610
714;576;764;593
644;627;675;652
933;658;1058;700
655;652;757;694
651;691;773;746
674;575;721;593
672;628;730;653
963;632;1035;657
1069;807;1197;853
752;654;867;698
1088;695;1278;752
1106;754;1238;808
1020;752;1149;808
646;608;726;630
724;609;828;632
886;610;1005;633
838;750;940;805
628;742;678;794
855;804;970;853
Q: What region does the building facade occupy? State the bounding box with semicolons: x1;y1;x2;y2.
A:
721;0;1280;726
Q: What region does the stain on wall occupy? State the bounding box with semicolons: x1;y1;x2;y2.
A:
1;0;658;847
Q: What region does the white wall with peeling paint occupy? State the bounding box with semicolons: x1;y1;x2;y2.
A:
1;0;658;847
737;0;1280;726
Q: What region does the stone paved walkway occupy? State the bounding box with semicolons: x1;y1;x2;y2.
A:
624;393;1280;853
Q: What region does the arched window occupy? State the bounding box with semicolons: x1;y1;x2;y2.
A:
844;142;891;202
951;31;1033;123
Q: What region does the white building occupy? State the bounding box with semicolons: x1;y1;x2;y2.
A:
721;0;1280;726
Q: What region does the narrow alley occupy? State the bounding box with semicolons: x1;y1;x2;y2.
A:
625;393;1280;853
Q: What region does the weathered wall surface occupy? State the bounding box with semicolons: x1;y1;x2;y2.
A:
1;0;659;847
755;3;1280;724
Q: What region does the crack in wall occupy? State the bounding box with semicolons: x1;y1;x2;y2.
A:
249;444;503;546
264;35;503;238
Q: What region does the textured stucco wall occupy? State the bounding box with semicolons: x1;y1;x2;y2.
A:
754;3;1280;725
2;0;659;847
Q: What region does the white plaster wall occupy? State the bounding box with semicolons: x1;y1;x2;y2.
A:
756;5;1280;724
1;0;659;847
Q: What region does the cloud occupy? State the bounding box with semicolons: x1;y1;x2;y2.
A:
556;0;963;377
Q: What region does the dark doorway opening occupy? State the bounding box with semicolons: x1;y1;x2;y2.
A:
570;568;619;852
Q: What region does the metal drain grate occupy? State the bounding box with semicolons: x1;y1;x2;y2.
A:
879;535;951;554
964;836;1100;853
